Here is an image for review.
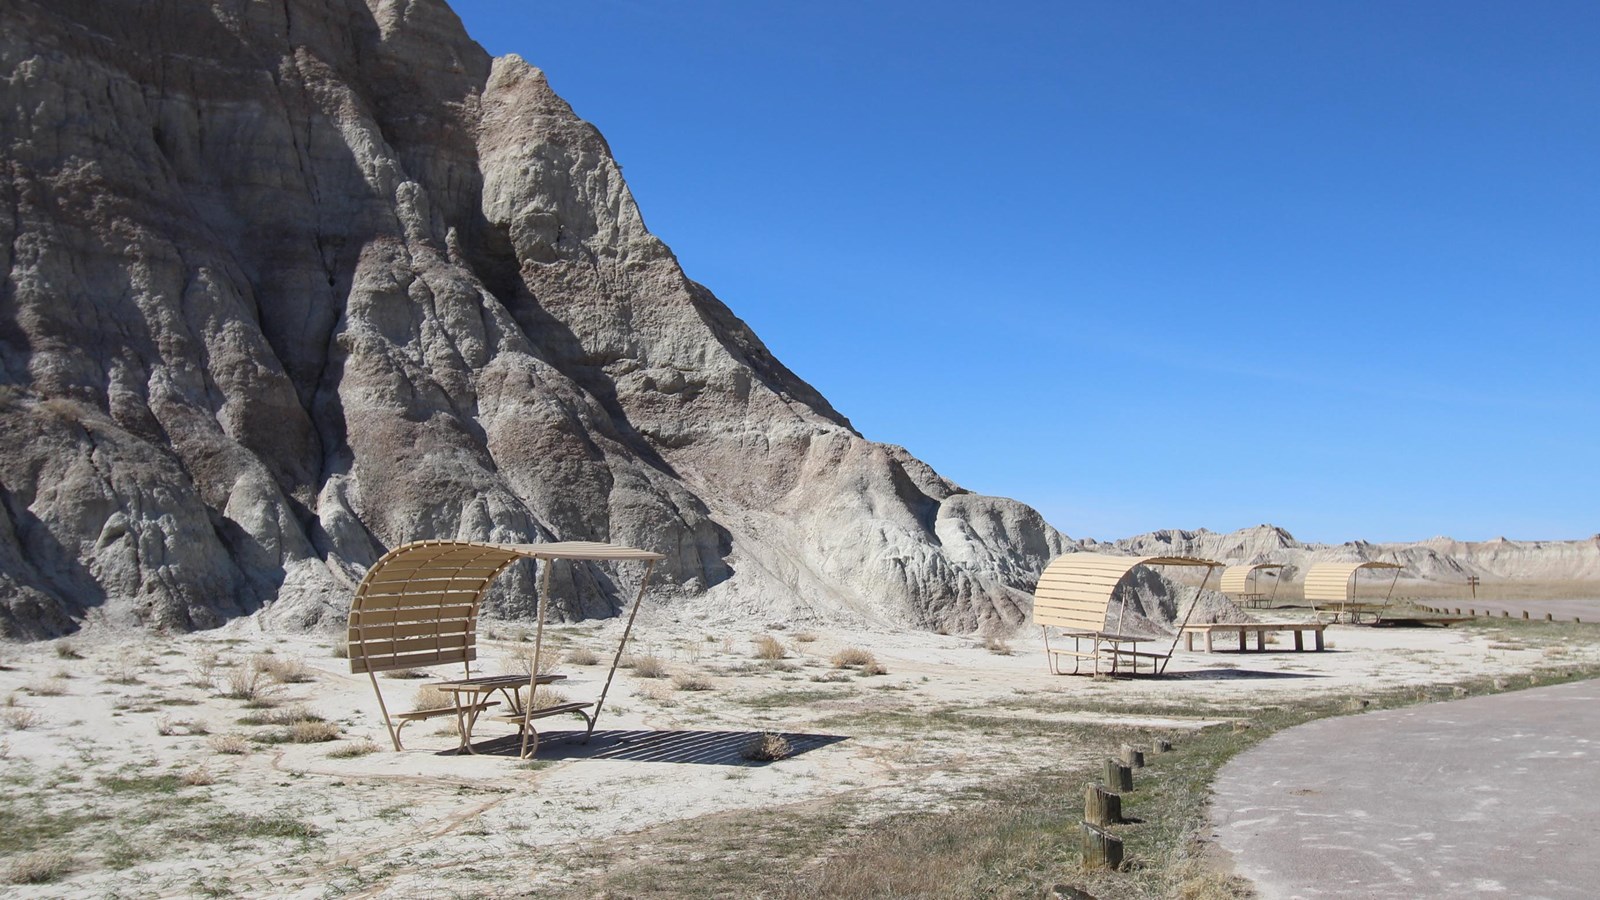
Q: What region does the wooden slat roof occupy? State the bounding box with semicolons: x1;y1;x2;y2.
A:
347;540;664;675
1032;552;1223;630
1303;560;1404;604
1220;563;1286;595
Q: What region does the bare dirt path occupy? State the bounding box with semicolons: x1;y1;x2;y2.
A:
1211;678;1600;899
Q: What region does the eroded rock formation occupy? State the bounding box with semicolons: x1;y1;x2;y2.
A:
0;0;1069;637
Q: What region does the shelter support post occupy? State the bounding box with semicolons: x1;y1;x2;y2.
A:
519;560;556;760
592;559;658;729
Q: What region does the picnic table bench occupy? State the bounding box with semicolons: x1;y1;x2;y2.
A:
1181;622;1327;652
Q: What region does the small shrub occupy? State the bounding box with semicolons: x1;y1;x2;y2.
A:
831;647;876;669
105;661;142;685
412;685;450;711
983;635;1012;656
24;678;67;697
740;732;793;762
793;631;818;643
672;673;714;692
192;648;222;686
327;739;381;759
54;642;83;660
207;733;250;755
3;706;41;731
256;654;314;684
157;717;208;736
631;655;669;679
380;668;431;679
237;704;323;727
331;640;349;659
286;720;340;743
220;661;279;704
529;687;568;710
180;765;216;786
752;635;786;661
861;661;888;676
5;850;74;885
515;645;561;678
566;647;601;666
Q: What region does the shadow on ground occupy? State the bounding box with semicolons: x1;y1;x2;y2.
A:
1168;667;1326;681
452;729;849;765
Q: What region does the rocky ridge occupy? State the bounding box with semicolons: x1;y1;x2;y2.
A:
0;0;1070;638
1101;525;1600;585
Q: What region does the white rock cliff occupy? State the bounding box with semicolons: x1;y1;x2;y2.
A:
0;0;1070;637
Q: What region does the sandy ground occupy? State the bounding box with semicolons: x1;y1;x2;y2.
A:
1;613;1597;898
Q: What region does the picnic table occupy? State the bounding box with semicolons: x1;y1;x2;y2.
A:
436;673;566;754
1181;622;1327;652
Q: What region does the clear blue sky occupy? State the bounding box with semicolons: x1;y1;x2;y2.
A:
446;0;1598;544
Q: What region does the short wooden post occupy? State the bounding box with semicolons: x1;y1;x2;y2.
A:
1104;758;1133;792
1084;783;1122;826
1120;744;1145;768
1153;738;1173;754
1468;609;1475;616
1080;821;1123;871
1545;613;1553;622
1501;610;1509;618
1523;610;1530;620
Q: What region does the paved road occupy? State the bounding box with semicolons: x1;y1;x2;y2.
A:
1212;679;1600;899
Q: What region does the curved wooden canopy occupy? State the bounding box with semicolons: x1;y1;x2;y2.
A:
347;539;665;755
1303;560;1403;604
1032;553;1223;632
1220;563;1286;596
347;540;665;675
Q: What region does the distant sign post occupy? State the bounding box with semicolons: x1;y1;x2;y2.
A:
1467;575;1480;598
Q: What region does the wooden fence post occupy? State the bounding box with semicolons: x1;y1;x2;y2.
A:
1080;821;1124;871
1084;783;1122;826
1120;744;1145;768
1104;758;1133;792
1153;738;1172;754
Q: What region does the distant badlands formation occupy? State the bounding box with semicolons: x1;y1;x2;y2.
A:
0;0;1594;640
1100;525;1600;586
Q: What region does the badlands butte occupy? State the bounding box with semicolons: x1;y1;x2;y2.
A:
0;0;1595;641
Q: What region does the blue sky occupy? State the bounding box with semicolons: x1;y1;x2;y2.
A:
446;1;1598;544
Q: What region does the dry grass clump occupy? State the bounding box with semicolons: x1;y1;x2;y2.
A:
3;706;42;731
220;660;280;704
380;668;430;679
566;647;601;666
192;648;223;686
983;635;1013;656
740;732;792;762
529;687;568;710
285;720;340;743
156;717;209;736
5;850;74;885
238;704;323;727
24;677;67;696
331;640;349;659
637;682;677;707
206;733;250;755
672;673;715;692
631;655;669;679
180;765;216;786
412;684;451;711
752;634;786;660
793;631;818;643
105;660;142;685
830;647;877;669
515;644;562;677
53;641;83;660
255;654;315;684
327;739;381;758
861;661;889;676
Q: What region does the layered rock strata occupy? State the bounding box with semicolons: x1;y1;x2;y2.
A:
0;0;1069;637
